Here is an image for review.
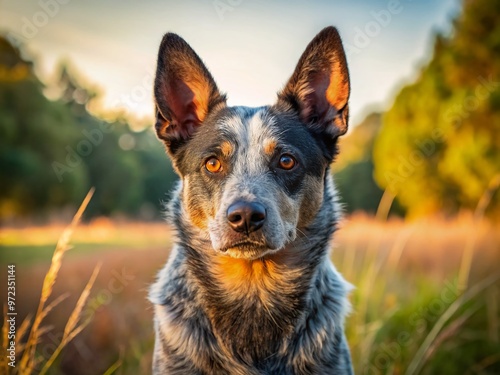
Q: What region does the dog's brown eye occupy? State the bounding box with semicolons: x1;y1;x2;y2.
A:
205;157;222;173
278;154;296;170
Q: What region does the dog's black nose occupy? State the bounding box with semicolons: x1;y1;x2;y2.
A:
227;201;266;234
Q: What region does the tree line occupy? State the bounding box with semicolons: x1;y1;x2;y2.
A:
0;38;176;222
1;0;498;221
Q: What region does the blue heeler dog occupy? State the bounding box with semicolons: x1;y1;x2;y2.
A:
149;26;354;374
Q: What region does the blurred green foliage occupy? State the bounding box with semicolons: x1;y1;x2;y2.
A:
334;113;405;216
0;37;176;221
373;0;500;219
1;0;499;221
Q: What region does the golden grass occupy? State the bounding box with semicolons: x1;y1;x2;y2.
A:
0;219;171;248
0;188;104;375
39;264;101;375
1;186;499;373
336;183;500;374
337;218;500;373
1;213;498;373
458;173;500;291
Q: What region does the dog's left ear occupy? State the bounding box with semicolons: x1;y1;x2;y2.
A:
154;33;226;153
277;27;350;139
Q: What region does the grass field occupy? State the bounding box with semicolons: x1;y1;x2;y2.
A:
1;214;499;374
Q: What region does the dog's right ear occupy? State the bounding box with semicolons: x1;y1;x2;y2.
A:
154;33;226;153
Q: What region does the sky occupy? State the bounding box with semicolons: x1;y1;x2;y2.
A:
1;0;460;128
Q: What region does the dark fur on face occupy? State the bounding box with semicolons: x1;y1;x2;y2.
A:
150;27;354;374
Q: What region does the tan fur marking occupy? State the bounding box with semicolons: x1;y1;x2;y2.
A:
263;138;277;156
183;178;208;229
186;200;207;229
213;256;281;299
220;141;233;157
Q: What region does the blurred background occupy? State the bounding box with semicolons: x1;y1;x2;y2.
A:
0;0;499;374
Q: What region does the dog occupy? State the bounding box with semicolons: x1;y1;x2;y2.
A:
149;26;353;374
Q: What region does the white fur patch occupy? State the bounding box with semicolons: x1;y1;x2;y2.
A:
218;107;279;176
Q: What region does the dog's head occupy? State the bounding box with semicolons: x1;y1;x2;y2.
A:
154;27;350;260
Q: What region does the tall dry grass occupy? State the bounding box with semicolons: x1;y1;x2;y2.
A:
339;185;500;374
0;188;112;375
457;173;500;291
0;182;498;373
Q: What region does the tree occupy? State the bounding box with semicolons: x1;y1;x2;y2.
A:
0;36;176;221
334;113;384;214
373;0;500;218
0;37;88;219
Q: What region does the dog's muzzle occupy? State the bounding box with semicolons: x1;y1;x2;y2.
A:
226;201;266;235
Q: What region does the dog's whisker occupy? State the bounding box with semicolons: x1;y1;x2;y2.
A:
296;228;311;241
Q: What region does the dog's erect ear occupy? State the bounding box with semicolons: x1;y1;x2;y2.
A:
154;33;226;152
277;27;350;138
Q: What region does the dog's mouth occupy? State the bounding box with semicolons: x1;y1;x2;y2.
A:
217;240;279;259
220;241;269;252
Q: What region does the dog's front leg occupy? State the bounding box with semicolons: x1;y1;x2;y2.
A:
152;318;202;375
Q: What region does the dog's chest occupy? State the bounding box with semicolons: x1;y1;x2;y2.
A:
152;248;351;374
152;252;310;370
198;255;318;355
